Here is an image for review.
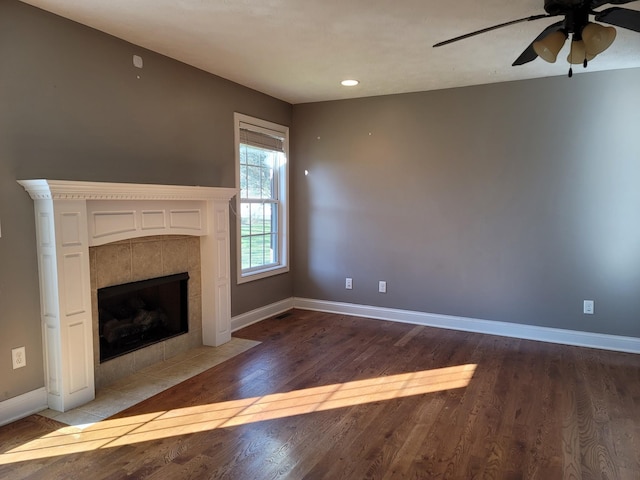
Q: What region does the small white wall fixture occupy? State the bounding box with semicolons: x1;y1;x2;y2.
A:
18;180;237;412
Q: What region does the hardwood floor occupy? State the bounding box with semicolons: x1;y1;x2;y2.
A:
1;309;639;479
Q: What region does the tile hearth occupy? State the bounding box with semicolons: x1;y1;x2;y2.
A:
38;337;260;429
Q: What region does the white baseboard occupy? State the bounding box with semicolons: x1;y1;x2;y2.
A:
293;297;640;354
0;387;47;427
231;298;295;332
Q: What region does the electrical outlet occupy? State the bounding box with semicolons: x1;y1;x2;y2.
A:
378;281;387;293
583;300;594;315
12;347;26;369
345;277;353;290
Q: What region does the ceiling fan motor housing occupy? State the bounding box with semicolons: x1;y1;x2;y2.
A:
545;0;591;36
544;0;589;16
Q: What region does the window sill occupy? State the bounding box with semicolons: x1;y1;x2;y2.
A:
237;264;290;284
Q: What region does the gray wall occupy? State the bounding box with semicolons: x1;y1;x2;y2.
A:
0;0;292;402
291;70;640;338
2;0;639;408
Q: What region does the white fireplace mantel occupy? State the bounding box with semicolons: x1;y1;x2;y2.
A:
18;179;237;412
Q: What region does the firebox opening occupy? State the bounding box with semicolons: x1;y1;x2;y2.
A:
98;272;189;363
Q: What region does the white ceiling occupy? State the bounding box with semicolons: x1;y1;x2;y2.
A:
19;0;640;104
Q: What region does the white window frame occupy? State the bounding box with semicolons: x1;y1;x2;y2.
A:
234;112;289;284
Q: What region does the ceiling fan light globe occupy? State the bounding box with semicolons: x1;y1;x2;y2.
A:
533;31;567;63
567;40;595;65
582;23;617;56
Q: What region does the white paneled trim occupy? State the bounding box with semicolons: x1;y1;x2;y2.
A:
169;209;202;230
231;298;295;332
293;298;640;354
0;388;47;427
87;201;208;246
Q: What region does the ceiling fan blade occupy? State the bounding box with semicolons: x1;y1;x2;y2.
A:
595;7;640;32
512;21;565;66
433;14;555;47
591;0;639;8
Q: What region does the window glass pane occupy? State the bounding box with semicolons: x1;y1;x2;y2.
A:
245;165;270;199
244;145;263;166
263;153;275;199
269;204;278;235
239;165;248;199
251;202;262;234
250;235;267;268
240;202;251;222
270;233;278;263
241;236;251;270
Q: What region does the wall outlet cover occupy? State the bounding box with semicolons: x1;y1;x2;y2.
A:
583;300;594;315
12;347;26;369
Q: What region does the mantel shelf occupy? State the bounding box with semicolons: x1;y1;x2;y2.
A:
18;179;237;202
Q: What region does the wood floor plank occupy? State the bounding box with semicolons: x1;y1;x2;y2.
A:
1;309;640;479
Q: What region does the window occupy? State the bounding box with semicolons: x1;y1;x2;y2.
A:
234;113;289;283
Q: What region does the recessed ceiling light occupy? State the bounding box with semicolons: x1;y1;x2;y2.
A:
341;79;359;87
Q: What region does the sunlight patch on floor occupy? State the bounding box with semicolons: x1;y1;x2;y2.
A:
0;364;476;465
37;337;261;428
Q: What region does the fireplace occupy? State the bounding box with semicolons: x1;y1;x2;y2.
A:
18;180;237;412
98;272;189;362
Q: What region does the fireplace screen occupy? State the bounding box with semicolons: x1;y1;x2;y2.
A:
98;272;189;362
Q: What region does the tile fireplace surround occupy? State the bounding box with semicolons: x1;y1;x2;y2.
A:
18;180;237;413
91;235;201;388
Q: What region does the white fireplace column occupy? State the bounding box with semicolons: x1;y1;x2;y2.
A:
18;180;237;412
31;195;93;412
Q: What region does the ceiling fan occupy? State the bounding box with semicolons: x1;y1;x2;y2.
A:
433;0;640;76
